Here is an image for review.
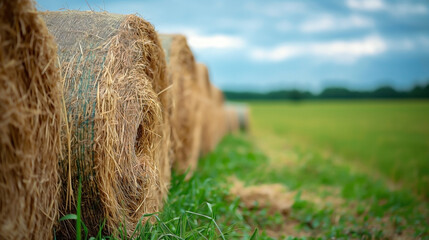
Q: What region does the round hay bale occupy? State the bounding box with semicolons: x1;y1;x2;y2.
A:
211;86;227;146
42;11;164;237
224;104;250;133
225;105;240;133
236;105;250;132
137;25;172;197
0;1;61;239
196;63;216;155
159;34;202;176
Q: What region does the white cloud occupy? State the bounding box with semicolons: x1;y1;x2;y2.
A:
346;0;428;15
250;35;429;63
188;34;245;49
310;35;386;59
250;35;387;63
392;3;428;15
346;0;385;11
300;15;374;33
157;27;246;50
251;46;300;61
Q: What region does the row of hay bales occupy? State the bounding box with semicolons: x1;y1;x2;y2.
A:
0;1;248;239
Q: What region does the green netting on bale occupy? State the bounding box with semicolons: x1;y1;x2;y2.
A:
59;46;105;223
43;11;124;234
44;11;165;237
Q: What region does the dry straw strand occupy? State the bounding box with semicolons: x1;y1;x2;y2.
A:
0;0;61;239
159;34;202;176
196;63;216;155
42;11;165;237
210;85;227;148
138;24;172;197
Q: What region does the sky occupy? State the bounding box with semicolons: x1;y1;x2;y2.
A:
36;0;429;92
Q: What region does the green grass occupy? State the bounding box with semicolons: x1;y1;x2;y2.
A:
61;136;276;239
64;135;429;239
249;100;429;198
61;100;429;239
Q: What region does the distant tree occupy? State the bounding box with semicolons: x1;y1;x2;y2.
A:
319;87;358;99
409;85;429;98
289;90;303;101
223;82;429;101
371;86;401;98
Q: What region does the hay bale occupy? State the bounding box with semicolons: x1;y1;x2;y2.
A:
236;105;250;132
211;86;227;146
225;104;250;133
199;82;227;153
159;34;202;175
225;105;240;133
42;11;165;236
195;63;213;155
135;24;172;197
0;1;61;239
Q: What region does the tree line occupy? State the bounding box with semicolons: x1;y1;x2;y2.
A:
224;83;429;101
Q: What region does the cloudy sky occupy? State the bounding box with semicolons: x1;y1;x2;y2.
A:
37;0;429;92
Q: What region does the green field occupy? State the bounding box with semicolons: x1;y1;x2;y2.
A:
67;100;429;239
250;100;429;198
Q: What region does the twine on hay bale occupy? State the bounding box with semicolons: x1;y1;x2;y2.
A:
0;0;61;239
159;34;202;176
42;11;165;237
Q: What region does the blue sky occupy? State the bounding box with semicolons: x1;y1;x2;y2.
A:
37;0;429;92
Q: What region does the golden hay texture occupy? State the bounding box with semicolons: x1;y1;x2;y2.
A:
229;178;293;216
138;24;171;197
0;0;61;239
42;11;165;236
196;63;217;155
159;34;202;176
210;85;228;147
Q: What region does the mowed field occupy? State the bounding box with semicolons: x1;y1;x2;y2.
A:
250;100;429;198
45;100;429;238
151;100;429;239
